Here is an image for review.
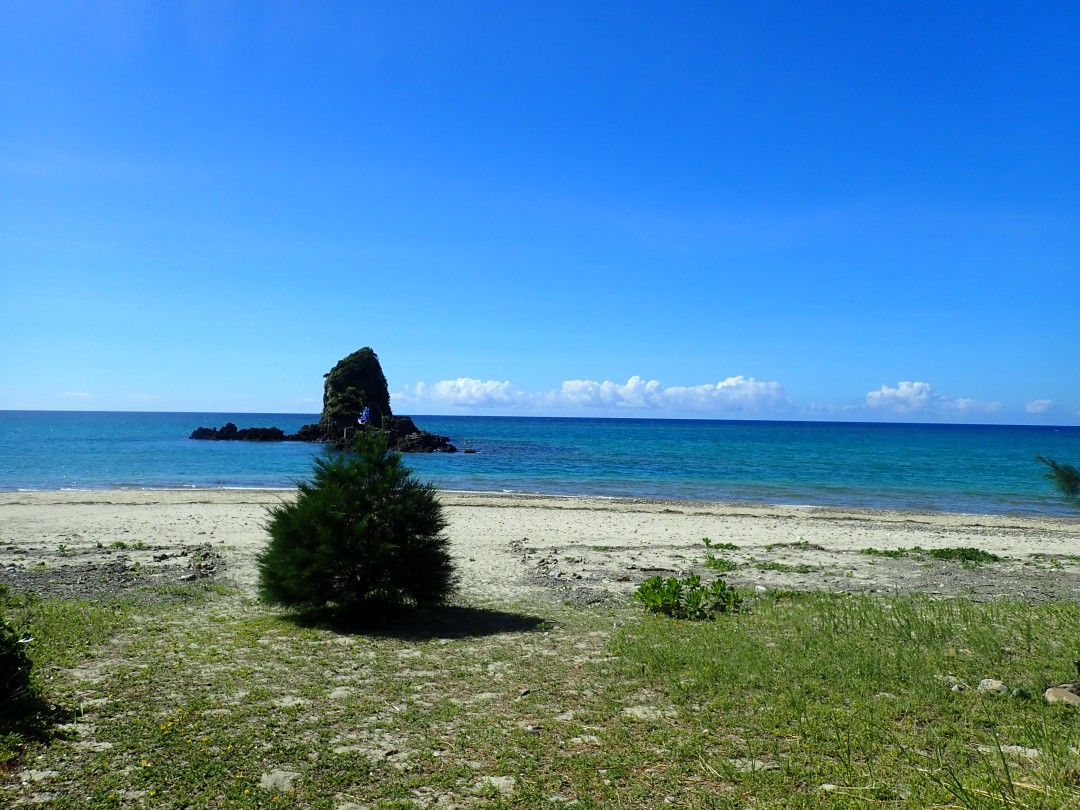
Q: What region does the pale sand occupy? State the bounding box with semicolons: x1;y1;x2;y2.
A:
2;490;1079;603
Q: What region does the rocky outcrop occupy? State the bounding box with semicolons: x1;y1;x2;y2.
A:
387;416;457;453
189;423;288;442
189;348;460;452
189;419;457;452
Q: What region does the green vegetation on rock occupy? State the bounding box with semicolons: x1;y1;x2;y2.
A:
319;346;392;436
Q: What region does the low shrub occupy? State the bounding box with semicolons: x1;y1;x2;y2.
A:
0;597;39;732
634;574;742;620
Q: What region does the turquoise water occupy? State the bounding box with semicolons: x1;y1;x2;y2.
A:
2;411;1079;516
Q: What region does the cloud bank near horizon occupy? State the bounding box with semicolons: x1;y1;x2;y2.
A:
864;381;1002;416
389;376;1053;420
393;375;789;414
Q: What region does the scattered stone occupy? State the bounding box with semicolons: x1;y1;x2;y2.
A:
978;678;1008;696
328;687;353;701
477;775;516;796
728;758;778;773
273;695;309;708
977;744;1040;760
74;741;114;752
621;705;667;720
20;770;59;784
1044;686;1080;706
935;674;968;692
260;769;301;793
568;734;601;745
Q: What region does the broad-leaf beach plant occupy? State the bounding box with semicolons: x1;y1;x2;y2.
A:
634;574;741;620
258;427;456;615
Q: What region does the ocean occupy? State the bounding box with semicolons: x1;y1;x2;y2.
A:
1;411;1079;517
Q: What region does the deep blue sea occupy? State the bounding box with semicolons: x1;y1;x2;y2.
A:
2;411;1079;517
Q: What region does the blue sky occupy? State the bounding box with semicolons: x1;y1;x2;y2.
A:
2;2;1077;424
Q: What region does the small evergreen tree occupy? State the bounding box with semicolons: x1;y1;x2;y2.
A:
258;428;456;613
1036;455;1080;506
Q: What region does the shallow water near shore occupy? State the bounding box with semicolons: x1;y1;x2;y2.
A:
2;410;1079;516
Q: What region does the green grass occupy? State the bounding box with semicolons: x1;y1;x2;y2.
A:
4;588;1080;808
860;546;1005;567
754;561;821;574
703;554;739;573
860;547;911;559
702;538;738;552
1;590;135;766
926;547;1003;564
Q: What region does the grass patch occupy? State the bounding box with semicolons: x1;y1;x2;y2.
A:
4;588;1080;808
702;538;738;552
616;592;1080;808
859;546;1004;567
926;547;1003;564
0;588;136;767
754;561;821;574
703;555;739;573
107;540;146;550
860;547;911;559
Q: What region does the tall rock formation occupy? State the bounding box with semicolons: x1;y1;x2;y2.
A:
320;347;393;438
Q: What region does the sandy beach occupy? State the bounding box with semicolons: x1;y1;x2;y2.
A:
2;489;1079;605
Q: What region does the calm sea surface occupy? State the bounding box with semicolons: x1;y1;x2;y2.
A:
2;411;1079;516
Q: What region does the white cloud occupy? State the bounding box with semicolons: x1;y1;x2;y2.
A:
866;381;1000;416
63;391;91;398
397;378;525;409
663;376;788;411
1026;399;1054;414
866;381;933;413
551;376;665;409
395;375;788;414
951;398;1003;414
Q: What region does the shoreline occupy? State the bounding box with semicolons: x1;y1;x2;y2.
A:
2;485;1077;523
2;489;1079;606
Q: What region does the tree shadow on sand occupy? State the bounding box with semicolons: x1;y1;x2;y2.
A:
280;602;552;641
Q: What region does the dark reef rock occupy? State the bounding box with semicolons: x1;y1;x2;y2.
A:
387;415;457;453
189;419;457;452
188;423;287;442
189;347;459;452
